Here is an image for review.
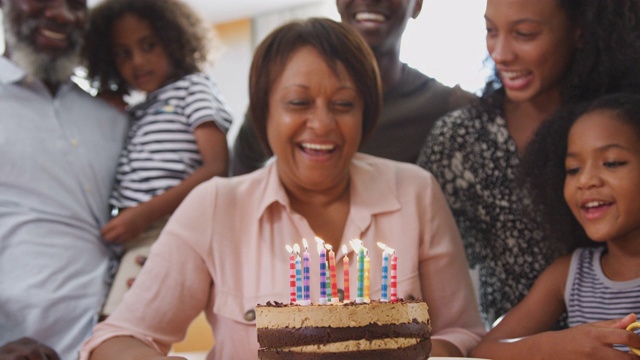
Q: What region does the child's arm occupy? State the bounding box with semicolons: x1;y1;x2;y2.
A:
101;122;228;243
471;255;640;359
96;90;128;112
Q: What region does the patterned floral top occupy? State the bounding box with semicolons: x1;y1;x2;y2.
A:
417;106;568;327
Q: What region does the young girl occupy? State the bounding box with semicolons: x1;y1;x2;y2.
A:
472;93;640;359
82;0;233;314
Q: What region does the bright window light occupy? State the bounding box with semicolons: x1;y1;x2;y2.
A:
401;0;489;94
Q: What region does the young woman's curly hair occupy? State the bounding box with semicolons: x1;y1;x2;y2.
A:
521;93;640;251
520;103;589;251
478;0;640;118
82;0;213;93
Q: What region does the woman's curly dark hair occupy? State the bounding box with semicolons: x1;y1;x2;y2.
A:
479;0;640;118
82;0;213;93
521;93;640;250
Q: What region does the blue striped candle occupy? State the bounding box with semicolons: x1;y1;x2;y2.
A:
316;237;327;304
380;245;389;301
302;239;310;305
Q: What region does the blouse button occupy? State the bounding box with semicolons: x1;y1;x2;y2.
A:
244;309;256;322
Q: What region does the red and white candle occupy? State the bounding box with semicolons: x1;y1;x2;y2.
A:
293;243;303;303
326;244;339;304
285;245;296;303
390;251;398;302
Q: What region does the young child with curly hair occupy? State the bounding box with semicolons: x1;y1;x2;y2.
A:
82;0;233;315
472;93;640;359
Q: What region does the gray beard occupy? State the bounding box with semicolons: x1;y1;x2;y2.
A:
3;4;82;85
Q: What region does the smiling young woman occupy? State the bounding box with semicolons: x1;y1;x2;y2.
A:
417;0;640;328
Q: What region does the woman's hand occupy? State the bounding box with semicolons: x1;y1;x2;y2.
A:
0;337;60;360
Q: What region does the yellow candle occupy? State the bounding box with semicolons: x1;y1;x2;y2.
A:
342;245;350;302
350;239;365;303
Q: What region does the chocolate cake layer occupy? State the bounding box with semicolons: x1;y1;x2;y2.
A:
257;320;430;347
258;339;431;360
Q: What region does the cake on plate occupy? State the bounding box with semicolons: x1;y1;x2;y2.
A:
256;300;431;359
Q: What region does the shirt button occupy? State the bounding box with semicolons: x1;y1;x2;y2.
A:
244;309;256;322
85;185;93;193
70;138;79;147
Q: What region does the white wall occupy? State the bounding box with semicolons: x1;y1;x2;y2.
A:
209;20;254;146
250;0;489;94
404;0;489;94
215;2;336;145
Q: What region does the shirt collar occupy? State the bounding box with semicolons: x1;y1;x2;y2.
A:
0;56;79;97
256;153;402;229
257;161;292;215
0;56;27;84
347;153;402;230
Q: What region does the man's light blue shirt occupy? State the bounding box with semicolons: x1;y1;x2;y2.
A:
0;57;128;359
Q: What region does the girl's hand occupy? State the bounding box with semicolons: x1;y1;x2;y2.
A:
612;313;639;330
550;315;640;359
473;314;640;359
100;206;151;243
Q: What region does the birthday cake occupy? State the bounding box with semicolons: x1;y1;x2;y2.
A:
256;300;432;359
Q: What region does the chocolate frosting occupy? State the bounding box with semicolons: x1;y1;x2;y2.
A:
257;320;429;347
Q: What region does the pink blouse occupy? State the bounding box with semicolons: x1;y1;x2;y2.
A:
80;153;485;360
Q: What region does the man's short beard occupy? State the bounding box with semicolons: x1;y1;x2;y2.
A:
3;3;83;84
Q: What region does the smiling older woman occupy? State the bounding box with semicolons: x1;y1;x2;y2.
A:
79;17;485;360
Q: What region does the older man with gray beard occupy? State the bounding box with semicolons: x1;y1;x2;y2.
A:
0;0;128;359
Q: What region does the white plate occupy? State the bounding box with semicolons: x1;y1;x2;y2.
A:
169;353;490;360
168;351;208;360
